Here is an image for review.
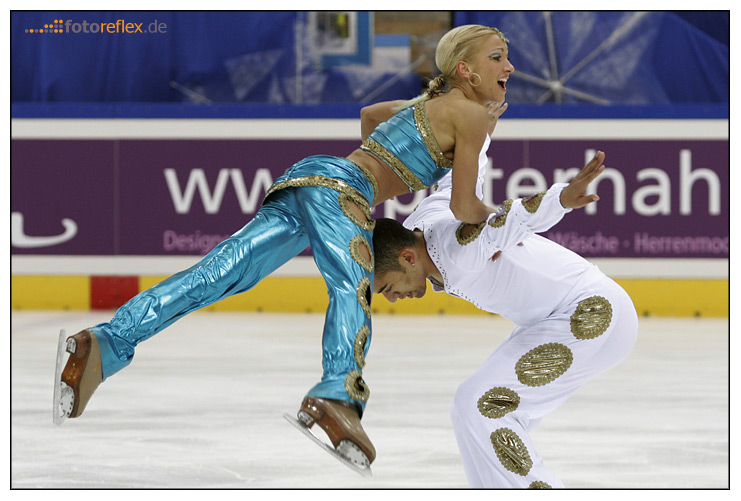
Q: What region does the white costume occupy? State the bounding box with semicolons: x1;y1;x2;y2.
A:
403;137;638;488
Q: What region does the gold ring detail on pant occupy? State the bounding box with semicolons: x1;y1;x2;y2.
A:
263;175;370;209
349;235;374;273
515;343;573;387
354;325;370;369
347;159;380;201
339;193;375;231
357;276;372;318
490;427;533;476
529;481;552;489
345;370;370;402
571;295;613;340
477;386;520;419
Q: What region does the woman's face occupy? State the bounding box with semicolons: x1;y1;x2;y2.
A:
467;33;515;101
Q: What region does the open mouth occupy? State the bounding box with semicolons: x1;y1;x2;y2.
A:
498;78;508;91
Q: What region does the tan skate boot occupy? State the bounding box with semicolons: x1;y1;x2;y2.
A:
57;329;103;420
298;397;377;467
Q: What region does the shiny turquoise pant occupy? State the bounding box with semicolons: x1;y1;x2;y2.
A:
91;156;376;412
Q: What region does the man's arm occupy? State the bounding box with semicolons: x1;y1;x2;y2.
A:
470;150;607;254
407;151;606;264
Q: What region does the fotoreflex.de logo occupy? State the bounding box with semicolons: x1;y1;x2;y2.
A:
24;18;167;34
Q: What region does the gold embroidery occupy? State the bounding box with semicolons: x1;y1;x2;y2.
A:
522;192;546;214
488;199;513;228
490;428;532;476
571;296;613;340
353;325;370;369
413;103;453;168
456;221;486;245
347;159;379;202
339;193;375;231
349;235;374;273
357;276;372;318
361;138;427;192
515;343;573;387
477;387;520;419
264;175;371;211
529;481;552;489
345;370;370;402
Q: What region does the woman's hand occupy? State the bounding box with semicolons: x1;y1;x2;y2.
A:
560;151;606;209
486;101;508;135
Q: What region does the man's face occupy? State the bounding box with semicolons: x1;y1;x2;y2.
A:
373;264;428;303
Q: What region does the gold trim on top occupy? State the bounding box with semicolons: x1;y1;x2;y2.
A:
361;138;427;192
413;102;453;168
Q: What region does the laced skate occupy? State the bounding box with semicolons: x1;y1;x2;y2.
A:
283;397;376;477
53;329;103;425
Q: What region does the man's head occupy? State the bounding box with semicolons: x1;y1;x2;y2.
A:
372;218;431;303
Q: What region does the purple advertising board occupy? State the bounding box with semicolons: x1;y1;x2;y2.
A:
11;137;728;258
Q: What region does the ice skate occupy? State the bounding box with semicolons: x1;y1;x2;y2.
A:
283;397;376;477
53;329;103;425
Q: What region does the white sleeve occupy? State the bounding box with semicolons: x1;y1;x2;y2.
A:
455;183;572;254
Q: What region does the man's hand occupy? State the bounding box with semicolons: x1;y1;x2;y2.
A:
560;151;606;209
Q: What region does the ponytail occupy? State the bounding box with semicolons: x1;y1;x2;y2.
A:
392;25;508;113
392;74;449;112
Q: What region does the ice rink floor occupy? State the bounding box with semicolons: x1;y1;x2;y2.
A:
10;310;730;490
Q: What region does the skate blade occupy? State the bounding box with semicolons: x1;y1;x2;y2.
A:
53;329;71;425
283;413;372;478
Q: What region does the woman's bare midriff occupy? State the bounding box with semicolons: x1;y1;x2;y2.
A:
346;149;411;206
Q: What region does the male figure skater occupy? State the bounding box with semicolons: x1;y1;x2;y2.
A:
372;146;638;488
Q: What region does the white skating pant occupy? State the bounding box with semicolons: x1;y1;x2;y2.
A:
450;275;638;488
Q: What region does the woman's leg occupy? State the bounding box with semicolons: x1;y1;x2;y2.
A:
92;190;309;379
291;186;375;414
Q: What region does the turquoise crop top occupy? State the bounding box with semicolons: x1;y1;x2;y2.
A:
361;101;453;192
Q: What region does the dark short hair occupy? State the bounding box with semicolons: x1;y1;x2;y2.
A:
372;218;418;277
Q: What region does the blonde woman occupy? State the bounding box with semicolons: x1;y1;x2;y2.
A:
358;24;514;222
54;25;513;474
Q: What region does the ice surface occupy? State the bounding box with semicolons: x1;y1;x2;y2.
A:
11;311;729;489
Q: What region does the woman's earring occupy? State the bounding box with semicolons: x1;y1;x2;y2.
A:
469;72;482;87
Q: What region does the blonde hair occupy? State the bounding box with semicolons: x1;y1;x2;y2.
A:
395;25;508;111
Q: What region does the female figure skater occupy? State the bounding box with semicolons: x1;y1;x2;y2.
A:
55;24;515;473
